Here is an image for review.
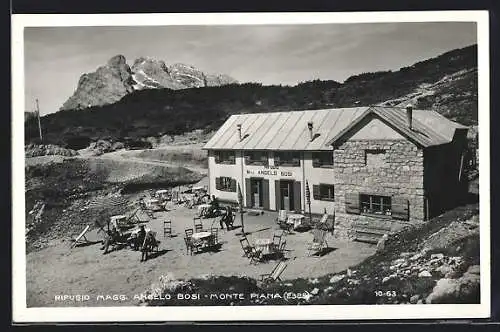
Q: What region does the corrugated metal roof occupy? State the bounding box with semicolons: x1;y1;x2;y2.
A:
203;107;368;151
203;106;467;151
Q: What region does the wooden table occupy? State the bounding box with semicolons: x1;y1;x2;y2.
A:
191;231;215;249
254;238;275;255
287;214;305;229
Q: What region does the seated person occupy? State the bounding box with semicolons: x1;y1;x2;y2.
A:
100;226;120;254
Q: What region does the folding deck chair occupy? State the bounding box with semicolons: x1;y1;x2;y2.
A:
307;229;328;256
70;225;91;249
259;261;288;283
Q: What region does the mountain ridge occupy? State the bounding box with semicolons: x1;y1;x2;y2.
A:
26;44;477;148
60;55;238;111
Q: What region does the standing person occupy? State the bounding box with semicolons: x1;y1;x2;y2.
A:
209;195;219;216
135;225;146;251
141;232;156;262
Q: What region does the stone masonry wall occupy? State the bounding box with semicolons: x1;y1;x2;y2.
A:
333;139;425;240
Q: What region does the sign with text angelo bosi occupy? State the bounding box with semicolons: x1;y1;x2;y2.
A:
246;165;293;178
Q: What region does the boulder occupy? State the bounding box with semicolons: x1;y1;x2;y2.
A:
410;253;423;261
329;274;345;284
410;295;420;304
418;271;432;278
426;278;458;304
466;265;480;275
430;253;444;260
435;264;453;277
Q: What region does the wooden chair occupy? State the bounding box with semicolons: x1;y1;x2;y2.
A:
185;228;194;238
163;220;172;238
277;240;288;259
307;229;328;256
183;236;194;255
210;227;219;245
193;217;203;232
259;261;288;283
194;223;204;233
239;237;261;264
272;232;283;248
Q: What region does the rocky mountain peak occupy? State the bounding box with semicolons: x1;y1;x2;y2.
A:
107;54;127;67
60;55;238;111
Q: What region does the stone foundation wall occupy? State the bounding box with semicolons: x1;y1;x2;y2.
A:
333;139;425;240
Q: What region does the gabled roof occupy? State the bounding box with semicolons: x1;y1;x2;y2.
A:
328;106;468;148
203;106;468;151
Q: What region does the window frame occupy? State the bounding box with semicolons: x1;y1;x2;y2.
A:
214;150;236;165
318;183;335;201
312;152;334;168
274;151;301;167
359;193;392;217
244;151;268;166
219;176;234;192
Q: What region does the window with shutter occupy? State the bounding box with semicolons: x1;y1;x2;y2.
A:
230;179;237;192
345;192;360;214
360;194;392;216
319;184;335;201
313;185;320;200
391;197;409;221
216;177;235;192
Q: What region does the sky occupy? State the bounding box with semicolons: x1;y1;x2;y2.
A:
24;22;477;115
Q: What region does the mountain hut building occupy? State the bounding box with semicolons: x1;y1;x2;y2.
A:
202;106;469;237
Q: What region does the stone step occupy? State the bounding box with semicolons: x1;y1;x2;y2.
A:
353;234;380;244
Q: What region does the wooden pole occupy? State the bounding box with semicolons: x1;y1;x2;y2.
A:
35;99;43;143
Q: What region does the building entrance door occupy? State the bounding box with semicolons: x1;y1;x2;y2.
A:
280;181;294;211
251;179;263;208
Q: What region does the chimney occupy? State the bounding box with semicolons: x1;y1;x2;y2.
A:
406;104;413;129
307;121;314;141
237;124;242;141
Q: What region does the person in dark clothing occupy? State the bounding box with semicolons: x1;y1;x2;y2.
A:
140;232;157;262
135;225;146;251
211;195;219;209
209;195;220;216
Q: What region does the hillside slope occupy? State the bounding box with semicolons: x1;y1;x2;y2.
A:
26;45;477;147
